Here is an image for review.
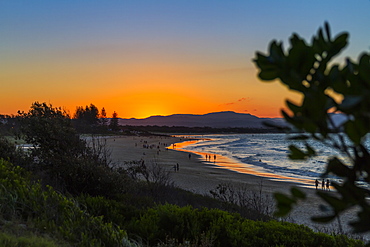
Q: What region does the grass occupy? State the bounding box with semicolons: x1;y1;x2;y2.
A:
0;219;70;247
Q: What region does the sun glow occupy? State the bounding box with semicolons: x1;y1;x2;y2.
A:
107;89;219;119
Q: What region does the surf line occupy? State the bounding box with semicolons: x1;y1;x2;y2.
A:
168;136;315;189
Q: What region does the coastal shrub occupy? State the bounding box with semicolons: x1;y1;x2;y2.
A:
209;182;273;220
77;195;131;226
16;102;133;198
126;159;174;200
59;156;132;197
0;232;61;247
127;204;364;247
0;159;134;246
0;136;31;169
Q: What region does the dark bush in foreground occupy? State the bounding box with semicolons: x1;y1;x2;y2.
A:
126;204;364;247
0;159;133;247
0;231;62;247
0;156;365;247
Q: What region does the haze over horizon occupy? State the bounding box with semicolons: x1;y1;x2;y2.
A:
1;1;369;119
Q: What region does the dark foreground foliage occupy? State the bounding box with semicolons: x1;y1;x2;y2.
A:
255;22;370;232
1;158;365;246
83;199;364;247
0;159;131;246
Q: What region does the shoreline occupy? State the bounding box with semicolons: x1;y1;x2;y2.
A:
169;137;317;189
105;134;370;240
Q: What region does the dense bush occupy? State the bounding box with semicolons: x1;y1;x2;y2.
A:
0;136;31;168
15;102;132;198
0;159;134;247
0;232;63;247
126;204;364;247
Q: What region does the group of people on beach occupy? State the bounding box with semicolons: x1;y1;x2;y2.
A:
315;179;330;191
205;154;216;162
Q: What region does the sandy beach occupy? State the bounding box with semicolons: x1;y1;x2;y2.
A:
105;134;370;240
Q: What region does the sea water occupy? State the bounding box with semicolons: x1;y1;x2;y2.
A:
177;133;366;187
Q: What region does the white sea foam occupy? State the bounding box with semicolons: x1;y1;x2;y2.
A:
179;133;363;186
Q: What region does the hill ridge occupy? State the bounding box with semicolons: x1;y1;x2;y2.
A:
118;111;284;128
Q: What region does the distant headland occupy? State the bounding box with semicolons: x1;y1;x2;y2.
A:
118;111;285;129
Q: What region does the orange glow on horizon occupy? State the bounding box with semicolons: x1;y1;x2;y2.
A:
0;82;301;120
0;58;301;119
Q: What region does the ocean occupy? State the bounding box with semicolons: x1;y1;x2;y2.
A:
175;133;359;188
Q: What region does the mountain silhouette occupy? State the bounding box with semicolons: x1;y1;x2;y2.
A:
118;111;284;128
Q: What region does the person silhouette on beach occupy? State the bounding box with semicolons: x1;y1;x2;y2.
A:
326;179;330;191
214;155;216;162
322;179;325;190
176;163;179;171
315;179;319;190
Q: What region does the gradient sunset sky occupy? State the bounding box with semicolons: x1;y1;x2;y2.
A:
1;1;370;119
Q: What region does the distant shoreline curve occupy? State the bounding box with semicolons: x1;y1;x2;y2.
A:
168;135;315;189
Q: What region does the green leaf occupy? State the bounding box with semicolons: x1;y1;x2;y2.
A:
350;209;370;233
274;192;296;217
269;40;285;63
302;121;317;133
286;100;300;114
287;135;309;141
291;187;306;200
274;204;292;217
344;120;366;145
254;53;279;72
358;54;370;84
324;21;331;42
344;120;359;144
331;33;349;54
274;192;296;205
325;157;351;177
311;215;336;223
255;22;370;232
317;191;348;213
331;181;358;204
258;69;279;81
288;145;306;160
339;96;363;110
305;143;316;157
281;110;298;127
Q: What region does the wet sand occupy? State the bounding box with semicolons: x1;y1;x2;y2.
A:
104;135;370;240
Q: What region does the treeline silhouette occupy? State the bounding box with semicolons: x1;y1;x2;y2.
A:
0;103;120;135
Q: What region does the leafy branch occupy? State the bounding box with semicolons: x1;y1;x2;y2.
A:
254;22;370;232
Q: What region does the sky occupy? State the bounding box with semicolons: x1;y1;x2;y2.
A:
1;1;370;119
